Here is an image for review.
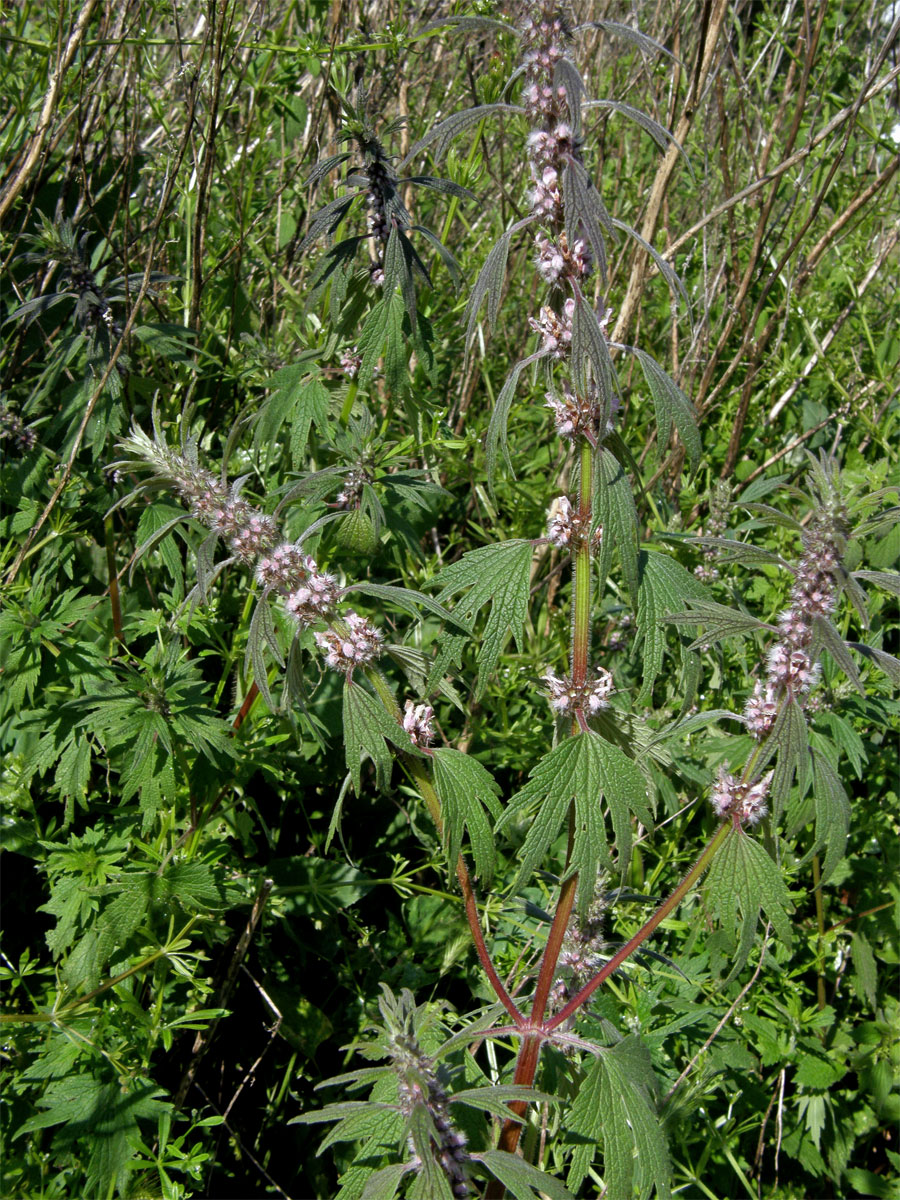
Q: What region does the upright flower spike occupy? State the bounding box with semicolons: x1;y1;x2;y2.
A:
111;424;379;675
742;506;845;738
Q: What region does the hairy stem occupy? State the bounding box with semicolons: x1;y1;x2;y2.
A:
547;819;731;1030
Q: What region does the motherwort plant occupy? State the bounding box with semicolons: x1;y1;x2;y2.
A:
106;7;899;1199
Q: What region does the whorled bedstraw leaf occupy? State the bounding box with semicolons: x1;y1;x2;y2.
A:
635;550;708;703
431;748;502;884
432;540;533;699
497;732;650;906
703;825;793;982
342;679;418;794
566;1037;671;1200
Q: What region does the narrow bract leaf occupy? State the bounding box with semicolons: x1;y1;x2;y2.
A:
402;105;521;167
344;583;466;631
853;570;900;597
596;448;640;605
464;229;513;354
845;641;900;685
665;597;772;648
627;347;700;474
812;615;865;695
609;218;690;310
486;354;538;485
562;159;613;283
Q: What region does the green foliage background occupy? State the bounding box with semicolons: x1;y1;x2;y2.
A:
1;1;898;1198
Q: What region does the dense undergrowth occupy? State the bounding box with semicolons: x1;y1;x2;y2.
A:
1;2;898;1198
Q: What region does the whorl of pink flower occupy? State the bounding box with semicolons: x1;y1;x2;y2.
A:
543;666;614;715
546;495;602;552
709;767;772;826
530;299;575;359
403;700;435;748
282;556;340;625
314;611;383;672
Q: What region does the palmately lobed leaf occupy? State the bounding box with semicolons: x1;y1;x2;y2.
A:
432;539;534;699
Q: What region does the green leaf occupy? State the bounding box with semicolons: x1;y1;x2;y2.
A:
850;930;878;1012
360;1163;408;1200
269;855;374;914
358;294;406;393
704;826;793;981
596;448;639;606
628;346;700;474
344;582;467;631
664;597;772;649
433;540;533;699
342;679;415;793
768;698;809;819
476;1150;574;1200
853;569;900;597
635;550;707;702
498;732;650;903
567;1038;671;1200
431;749;502;884
808;745;850;884
464;227;513;351
450;1084;558;1121
14;1073;168;1197
812;615;865;695
794;1052;845;1090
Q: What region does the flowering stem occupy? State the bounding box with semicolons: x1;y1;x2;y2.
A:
546;819;731;1031
571;438;593;686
